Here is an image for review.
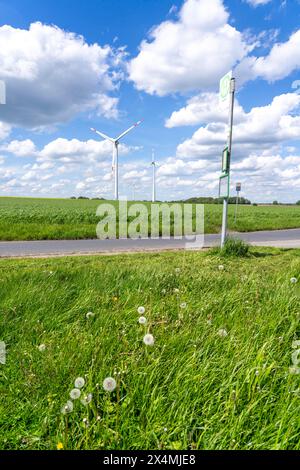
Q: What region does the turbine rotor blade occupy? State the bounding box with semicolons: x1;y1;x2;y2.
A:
116;120;143;141
90;128;115;143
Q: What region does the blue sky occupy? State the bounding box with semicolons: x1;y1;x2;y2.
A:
0;0;300;202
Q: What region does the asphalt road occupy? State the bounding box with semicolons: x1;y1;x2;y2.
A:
1;228;300;258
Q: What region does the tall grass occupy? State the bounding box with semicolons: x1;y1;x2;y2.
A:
0;248;300;450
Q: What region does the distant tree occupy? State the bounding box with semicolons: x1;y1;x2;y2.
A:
78;196;90;200
296;201;300;205
70;197;76;200
273;201;279;205
174;196;251;205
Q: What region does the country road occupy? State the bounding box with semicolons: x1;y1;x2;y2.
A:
1;228;300;258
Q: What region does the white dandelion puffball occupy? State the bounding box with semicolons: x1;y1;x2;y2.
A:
75;377;85;389
218;329;228;338
38;344;46;352
81;393;93;406
180;302;187;309
138;306;145;315
103;377;117;392
218;265;225;271
139;316;147;325
83;418;90;427
175;268;181;274
86;312;95;319
61;401;74;415
143;334;155;346
290;277;298;284
174;288;180;294
70;389;81;400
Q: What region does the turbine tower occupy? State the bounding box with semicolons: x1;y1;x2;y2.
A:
91;121;142;200
151;149;157;203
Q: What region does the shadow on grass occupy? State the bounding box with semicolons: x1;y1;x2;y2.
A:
250;251;277;258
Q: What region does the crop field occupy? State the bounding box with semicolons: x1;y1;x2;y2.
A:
1;197;300;241
0;248;300;450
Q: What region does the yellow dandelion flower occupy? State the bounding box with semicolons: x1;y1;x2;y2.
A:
57;442;64;450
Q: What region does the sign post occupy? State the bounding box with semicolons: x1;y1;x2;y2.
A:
219;72;235;248
234;182;241;224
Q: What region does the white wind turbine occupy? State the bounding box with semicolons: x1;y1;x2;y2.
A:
151;149;157;203
91;120;143;200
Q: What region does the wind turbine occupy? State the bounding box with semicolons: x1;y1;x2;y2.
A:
91;120;142;200
151;149;157;203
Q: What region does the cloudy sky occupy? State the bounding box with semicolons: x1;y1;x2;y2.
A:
0;0;300;202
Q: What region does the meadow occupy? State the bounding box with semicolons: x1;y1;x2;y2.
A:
0;247;300;450
1;197;300;241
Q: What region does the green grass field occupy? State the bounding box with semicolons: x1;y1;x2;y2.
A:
1;248;300;450
1;197;300;240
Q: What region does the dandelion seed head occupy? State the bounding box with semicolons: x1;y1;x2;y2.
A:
61;401;73;415
81;393;93;406
175;268;181;274
290;277;298;284
138;306;145;315
86;312;95;319
38;344;46;352
138;316;147;325
143;334;155;346
180;302;187;309
83;418;89;427
70;389;81;400
75;377;85;389
103;377;117;392
218;328;228;338
218;265;225;271
173;288;180;294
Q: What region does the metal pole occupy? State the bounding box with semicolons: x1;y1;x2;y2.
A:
115;143;119;201
221;78;235;248
152;163;156;203
152;150;156;203
234;190;239;224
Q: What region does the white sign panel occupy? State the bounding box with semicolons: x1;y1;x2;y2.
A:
0;81;6;104
219;70;232;103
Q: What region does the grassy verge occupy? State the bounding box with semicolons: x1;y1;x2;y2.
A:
1;197;300;240
0;248;300;450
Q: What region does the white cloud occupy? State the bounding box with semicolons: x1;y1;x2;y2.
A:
176;93;300;159
129;0;250;96
245;0;272;6
122;169;147;181
2;139;37;157
166;92;246;127
38;138;132;164
0;22;120;129
236;30;300;83
0;121;11;140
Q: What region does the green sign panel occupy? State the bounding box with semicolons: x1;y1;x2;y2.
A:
219;174;230;199
222;147;230;174
219;70;232;102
